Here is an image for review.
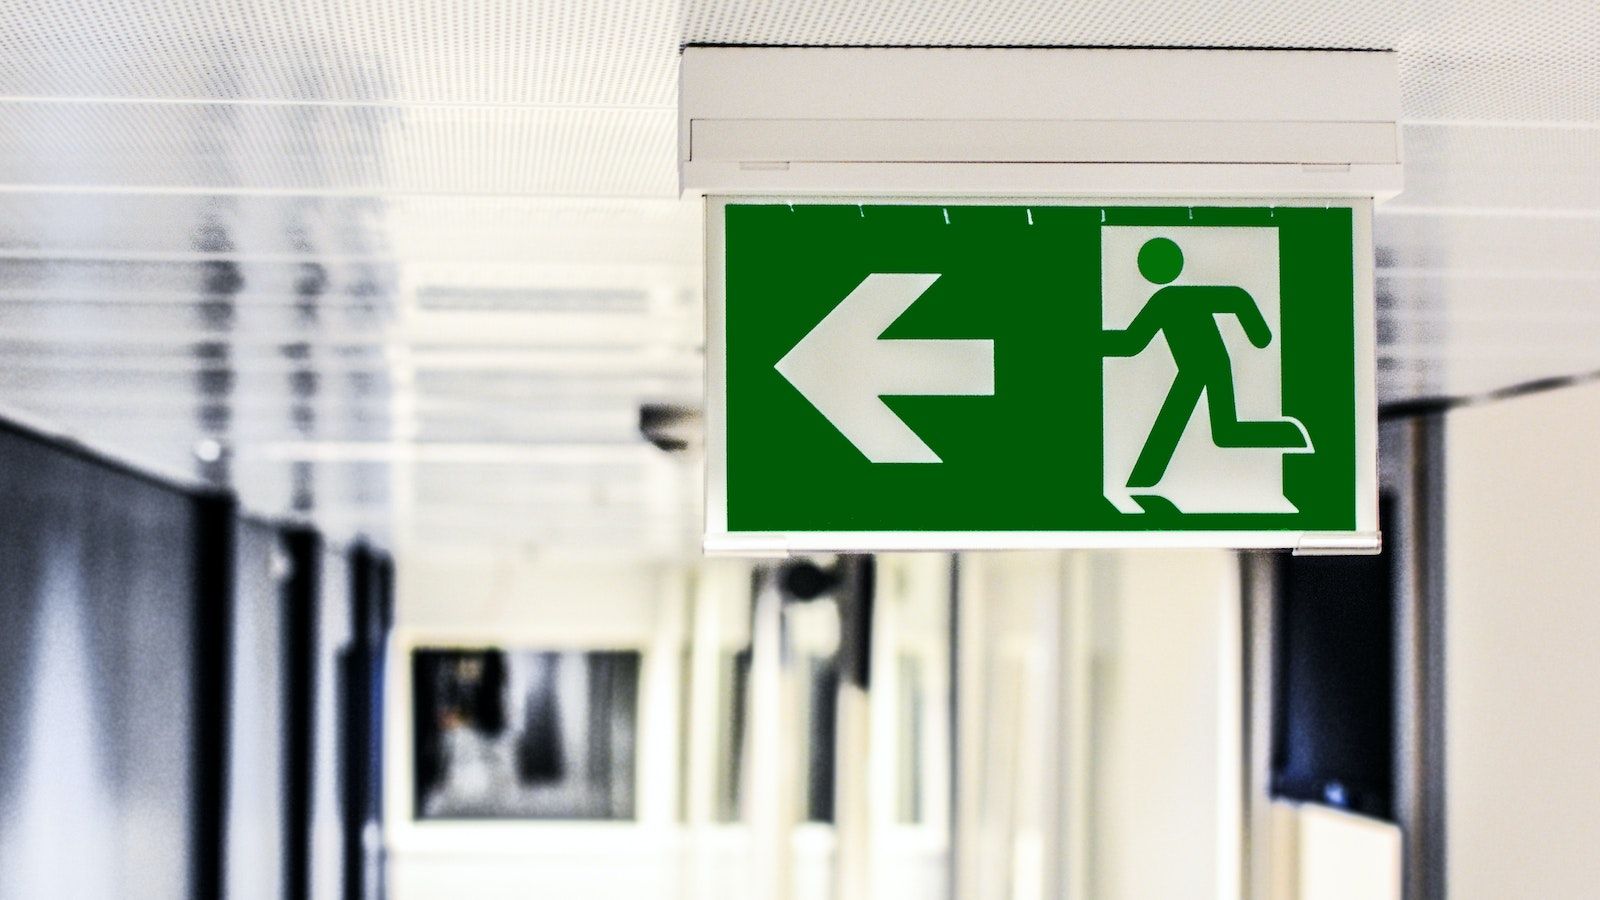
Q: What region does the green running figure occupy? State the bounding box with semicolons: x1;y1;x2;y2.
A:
1104;237;1308;490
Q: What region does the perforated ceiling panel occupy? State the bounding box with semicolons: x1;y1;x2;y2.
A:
0;103;677;195
0;1;680;105
0;0;1596;558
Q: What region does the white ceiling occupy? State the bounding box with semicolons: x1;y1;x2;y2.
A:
0;0;1595;557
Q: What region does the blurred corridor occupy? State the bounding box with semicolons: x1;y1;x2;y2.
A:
4;2;1600;900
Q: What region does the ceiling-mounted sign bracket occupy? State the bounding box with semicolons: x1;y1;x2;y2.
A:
682;48;1399;554
680;46;1401;199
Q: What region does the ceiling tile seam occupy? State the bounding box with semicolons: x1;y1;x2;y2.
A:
0;95;678;111
0;249;701;265
0;185;683;199
1404;118;1600;130
0;188;1592;220
0;97;1587;127
1375;268;1600;279
1380;205;1600;219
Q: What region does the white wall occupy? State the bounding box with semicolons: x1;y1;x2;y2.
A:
397;552;673;645
1444;382;1600;898
955;549;1242;900
1087;550;1242;900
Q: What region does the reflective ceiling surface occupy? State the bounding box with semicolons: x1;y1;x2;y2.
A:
0;0;1595;557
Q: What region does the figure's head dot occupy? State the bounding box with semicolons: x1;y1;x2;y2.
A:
1138;238;1183;284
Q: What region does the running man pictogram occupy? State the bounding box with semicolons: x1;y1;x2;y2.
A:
1104;237;1309;490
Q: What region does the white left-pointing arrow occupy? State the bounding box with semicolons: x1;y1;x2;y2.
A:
775;273;994;463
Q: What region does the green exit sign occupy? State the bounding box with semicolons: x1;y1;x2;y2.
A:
705;199;1377;553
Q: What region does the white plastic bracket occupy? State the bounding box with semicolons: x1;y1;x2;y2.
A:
680;47;1402;199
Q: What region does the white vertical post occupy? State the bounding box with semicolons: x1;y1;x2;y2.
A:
682;562;736;899
639;566;687;827
951;554;985;900
833;557;875;900
1242;551;1279;900
1054;552;1095;900
921;556;954;855
867;558;898;897
745;571;794;900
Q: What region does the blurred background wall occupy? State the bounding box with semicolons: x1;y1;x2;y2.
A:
0;421;392;900
0;422;223;900
1443;383;1600;899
